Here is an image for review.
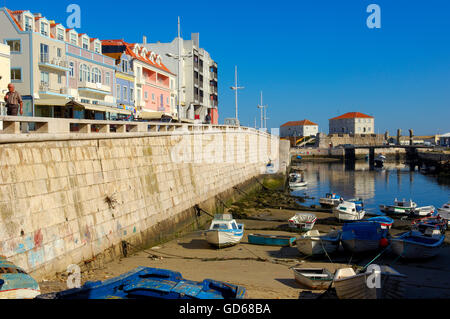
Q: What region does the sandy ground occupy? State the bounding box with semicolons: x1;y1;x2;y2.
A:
39;208;450;299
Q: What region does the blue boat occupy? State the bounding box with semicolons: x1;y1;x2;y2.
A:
341;222;389;253
0;256;40;299
247;233;297;246
365;216;395;229
36;267;246;299
391;231;445;259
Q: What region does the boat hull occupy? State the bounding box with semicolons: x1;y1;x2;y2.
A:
319;198;341;208
296;237;340;256
341;239;380;253
0;288;41;299
206;230;243;248
391;236;444;259
293;269;333;290
334;210;365;221
248;234;296;247
334;271;406;299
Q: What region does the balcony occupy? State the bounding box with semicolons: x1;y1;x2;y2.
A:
78;81;111;95
39;54;70;72
38;82;72;98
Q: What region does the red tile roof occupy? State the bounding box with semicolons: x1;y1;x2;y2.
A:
281;120;318;127
329;112;374;121
102;39;174;75
5;8;23;31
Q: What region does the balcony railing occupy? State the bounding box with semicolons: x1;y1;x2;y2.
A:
39;54;69;69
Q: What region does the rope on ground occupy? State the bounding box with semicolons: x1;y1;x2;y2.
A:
360;245;391;273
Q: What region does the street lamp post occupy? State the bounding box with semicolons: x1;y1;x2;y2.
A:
230;65;244;122
257;91;264;130
166;17;192;123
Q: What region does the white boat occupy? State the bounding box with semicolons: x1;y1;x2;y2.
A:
288;213;317;231
437;202;450;224
333;201;365;221
292;268;334;290
379;198;417;216
319;193;343;208
413;206;436;217
391;230;445;259
265;162;277;174
289;173;307;188
333;266;407;299
205;214;244;248
374;154;386;167
296;230;341;256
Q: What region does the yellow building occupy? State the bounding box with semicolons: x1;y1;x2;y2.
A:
0;43;11;115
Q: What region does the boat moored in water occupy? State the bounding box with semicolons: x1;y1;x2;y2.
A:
379;198;417;216
437;202;450;224
289;173;307;188
36;267;246;299
319;193;343;208
205;214;244;248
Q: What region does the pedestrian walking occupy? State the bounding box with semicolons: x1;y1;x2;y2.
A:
4;83;23;116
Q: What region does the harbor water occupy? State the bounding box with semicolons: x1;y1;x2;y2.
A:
292;161;450;214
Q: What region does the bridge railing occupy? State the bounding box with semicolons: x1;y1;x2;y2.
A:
0;116;272;139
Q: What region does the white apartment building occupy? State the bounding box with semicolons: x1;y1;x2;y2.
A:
142;33;218;124
0;43;10;114
280;120;318;137
329;112;375;134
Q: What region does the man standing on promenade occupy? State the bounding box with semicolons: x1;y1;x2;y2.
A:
4;83;23;116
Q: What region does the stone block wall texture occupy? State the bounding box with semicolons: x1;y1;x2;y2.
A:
0;131;278;280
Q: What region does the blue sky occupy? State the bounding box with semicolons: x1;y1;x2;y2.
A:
8;0;450;135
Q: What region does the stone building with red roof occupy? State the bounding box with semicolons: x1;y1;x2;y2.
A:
280;119;318;138
329;112;375;134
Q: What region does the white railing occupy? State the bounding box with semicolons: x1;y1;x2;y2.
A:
0;116;272;140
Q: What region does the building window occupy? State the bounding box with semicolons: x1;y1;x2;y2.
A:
166;97;169;105
144;92;148;100
25;16;33;31
94;43;101;54
105;72;110;86
6;40;21;53
41;71;49;85
92;68;101;83
58;74;62;84
152;93;155;101
69;62;74;77
117;85;121;99
130;88;134;101
80;64;90;82
57;29;64;41
40;43;49;63
122;60;128;73
70;33;77;45
11;68;22;82
82;38;89;50
123;87;128;101
40;22;48;36
57;48;62;58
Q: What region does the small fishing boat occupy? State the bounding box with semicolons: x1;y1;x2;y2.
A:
205;214;244;248
247;233;296;247
374;154;386;168
411;216;448;235
319;193;343;208
265;162;277;174
0;256;40;299
296;230;341;256
288;213;317;231
341;222;389;253
333;201;365;221
437;202;450;224
36;267;246;299
292;268;334;290
391;231;445;259
413;205;437;217
289;173;307;188
364;216;394;229
379;198;417;216
333;266;407;299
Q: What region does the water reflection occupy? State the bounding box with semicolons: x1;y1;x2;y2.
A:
293;161;450;215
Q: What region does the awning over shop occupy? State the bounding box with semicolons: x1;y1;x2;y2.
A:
65;101;131;115
35;98;70;106
138;111;173;120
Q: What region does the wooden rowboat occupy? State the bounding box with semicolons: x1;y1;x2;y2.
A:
247;234;296;246
293;268;333;290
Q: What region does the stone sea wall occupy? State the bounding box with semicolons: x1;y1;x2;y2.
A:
0;129;279;280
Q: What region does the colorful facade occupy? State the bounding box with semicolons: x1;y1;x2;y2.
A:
0;43;10;114
102;40;175;119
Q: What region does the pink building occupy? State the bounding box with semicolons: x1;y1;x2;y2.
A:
102;40;176;118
